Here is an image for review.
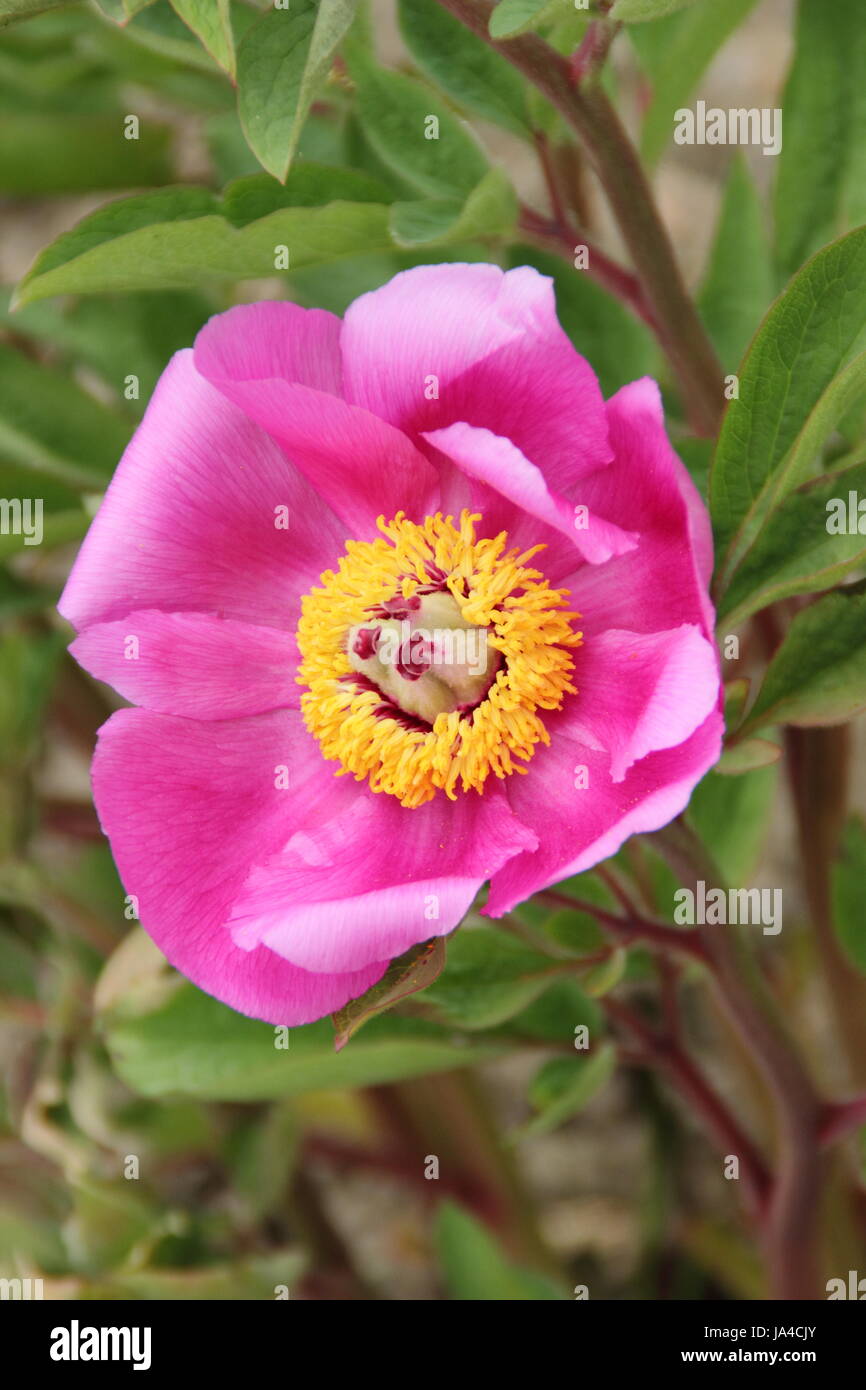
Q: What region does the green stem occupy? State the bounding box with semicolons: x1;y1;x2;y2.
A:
434;0;725;436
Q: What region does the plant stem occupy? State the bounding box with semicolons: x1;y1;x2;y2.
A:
537;887;707;963
654;818;825;1300
434;0;725;436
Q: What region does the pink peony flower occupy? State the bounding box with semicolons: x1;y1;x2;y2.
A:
60;264;723;1025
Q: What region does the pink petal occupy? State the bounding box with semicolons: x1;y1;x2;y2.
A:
59;351;347;634
567;625;720;781
71;611;301;719
229;785;538;972
486;710;724;916
92;706;386;1024
195;312;438;537
194;301;344;395
568;379;716;639
424;422;636;566
341;262;612;485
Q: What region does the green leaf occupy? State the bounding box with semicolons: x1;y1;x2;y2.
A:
100;972;505;1100
389;167;516;248
698;155;772;375
0;0;74;25
169;0;235;78
687;765;778;885
580;946;628;998
831;816;866;975
612;0;699;19
0;507;88;561
422;925;563;1030
347;48;488;198
517;1045;617;1139
508;245;656;396
718;458;866;628
715;737;780;776
399;0;531;139
774;0;866;281
435;1202;565;1300
634;0;759;167
709;226;866;591
0;113;172;194
331;936;447;1049
739;584;866;736
13;178;393;306
487;0;553;40
0;344;132;488
237;0;357;181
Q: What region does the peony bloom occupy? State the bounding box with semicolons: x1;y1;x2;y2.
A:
60;264;722;1025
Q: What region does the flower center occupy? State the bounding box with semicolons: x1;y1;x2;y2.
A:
296;511;581;807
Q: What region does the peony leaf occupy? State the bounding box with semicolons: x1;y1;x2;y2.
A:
237;0;357;181
0;0;75;23
346;48;488;199
421;925;566;1030
697;154;772;376
399;0;532;138
515;1045;617;1139
169;0;235;78
331;936;448;1050
774;0;866;282
99;972;504;1100
717;457;866;628
487;0;554;41
710;226;866;592
612;0;699;21
715;738;781;776
13;175;394;306
389;168;517;248
739;584;866;736
435;1202;566;1299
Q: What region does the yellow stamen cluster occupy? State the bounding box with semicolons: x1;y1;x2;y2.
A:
296;511;581;807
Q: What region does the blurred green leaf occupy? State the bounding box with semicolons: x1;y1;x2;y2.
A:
518;1045;617;1139
169;0;234;77
774;0;866;281
612;0;699;19
715;737;780;776
435;1202;565;1300
739;584;866;736
0;113;172;194
346;47;488;198
687;765;778;885
633;0;758;167
0;0;75;25
698;155;772;375
0;344;131;487
101;975;506;1100
400;0;531;139
487;0;553;40
710;227;866;591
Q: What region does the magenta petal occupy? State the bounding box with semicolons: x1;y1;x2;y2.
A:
193;301;344;395
341;263;612;484
569;378;715;639
424;421;636;565
568;625;720;781
59;351;347;634
92;707;386;1024
227;786;538;972
195;318;439;537
71;611;301;719
486;711;724;916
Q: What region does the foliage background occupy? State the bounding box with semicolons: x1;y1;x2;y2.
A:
1;0;865;1301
